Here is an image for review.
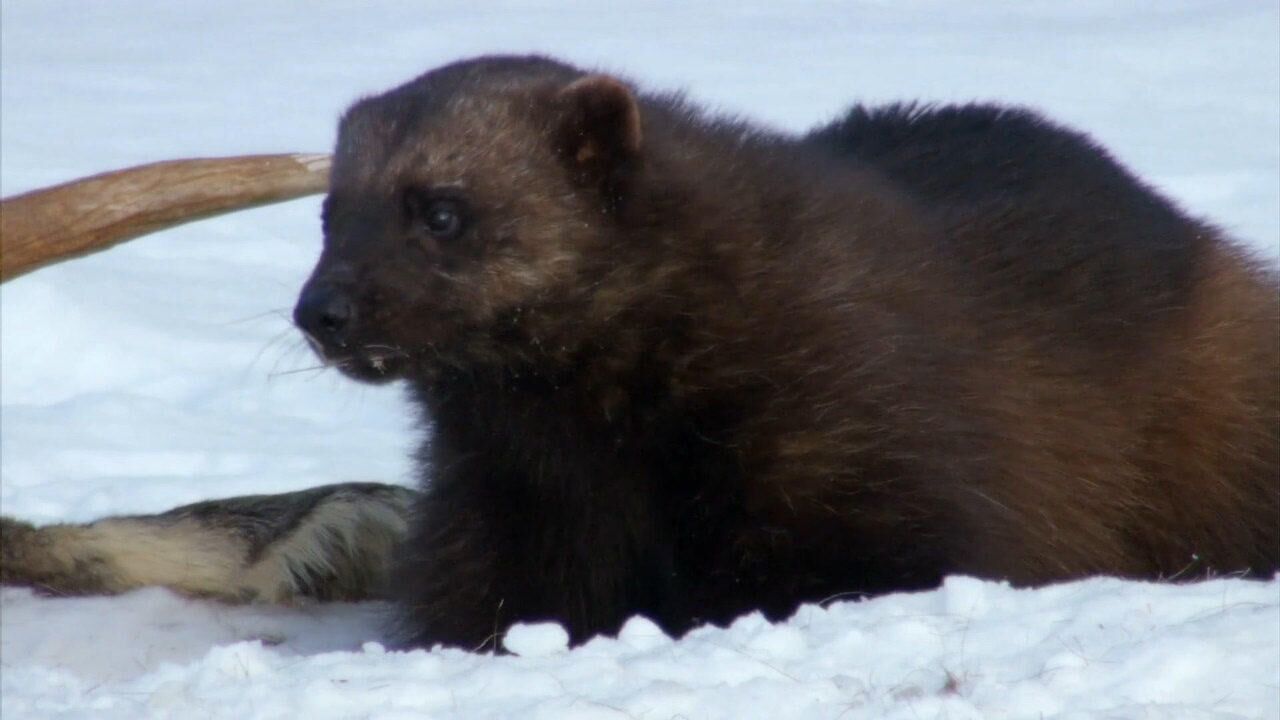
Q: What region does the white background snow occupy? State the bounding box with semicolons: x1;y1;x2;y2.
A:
1;1;1277;718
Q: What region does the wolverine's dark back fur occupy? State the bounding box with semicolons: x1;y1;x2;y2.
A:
808;103;1205;354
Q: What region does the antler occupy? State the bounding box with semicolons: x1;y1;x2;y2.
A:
0;153;331;283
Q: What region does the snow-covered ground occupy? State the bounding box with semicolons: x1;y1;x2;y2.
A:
3;577;1277;719
1;2;1277;718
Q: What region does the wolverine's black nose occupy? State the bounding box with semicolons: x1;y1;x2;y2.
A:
294;284;356;349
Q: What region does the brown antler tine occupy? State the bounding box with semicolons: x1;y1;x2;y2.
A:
0;153;331;283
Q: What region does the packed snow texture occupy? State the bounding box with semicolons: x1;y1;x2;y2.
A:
1;1;1277;718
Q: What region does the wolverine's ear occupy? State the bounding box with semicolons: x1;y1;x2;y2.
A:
554;75;642;203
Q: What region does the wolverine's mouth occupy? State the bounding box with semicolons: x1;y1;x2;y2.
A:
299;330;407;384
341;352;406;384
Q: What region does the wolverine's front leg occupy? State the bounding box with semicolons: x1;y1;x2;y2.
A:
0;482;416;603
389;502;519;652
390;461;678;651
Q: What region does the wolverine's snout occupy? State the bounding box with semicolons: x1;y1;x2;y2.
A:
294;282;357;351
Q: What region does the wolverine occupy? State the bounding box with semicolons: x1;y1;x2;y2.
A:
2;55;1277;651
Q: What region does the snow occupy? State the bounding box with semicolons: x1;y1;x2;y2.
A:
4;578;1278;718
503;622;572;658
1;1;1277;718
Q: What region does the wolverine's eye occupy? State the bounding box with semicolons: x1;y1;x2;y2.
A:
404;190;468;242
424;199;463;239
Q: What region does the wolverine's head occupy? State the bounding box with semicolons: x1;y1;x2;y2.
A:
294;55;647;383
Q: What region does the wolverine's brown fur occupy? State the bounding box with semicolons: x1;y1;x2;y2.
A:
2;56;1277;651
